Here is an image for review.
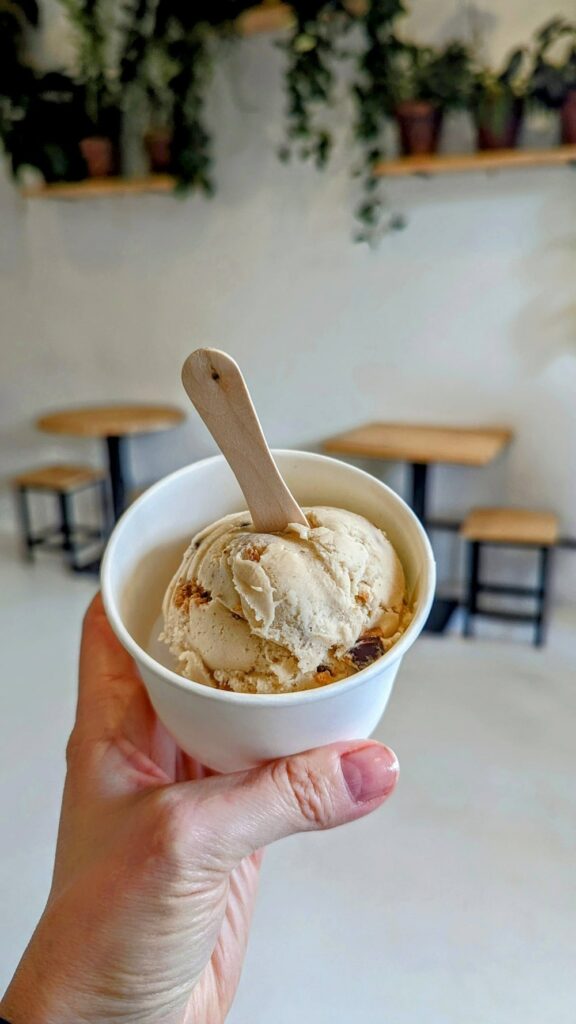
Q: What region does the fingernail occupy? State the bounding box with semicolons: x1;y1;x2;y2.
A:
340;745;399;804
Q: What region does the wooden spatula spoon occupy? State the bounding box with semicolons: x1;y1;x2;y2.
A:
181;348;308;533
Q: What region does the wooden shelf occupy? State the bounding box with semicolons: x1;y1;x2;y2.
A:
24;145;576;199
22;175;176;199
374;146;576;178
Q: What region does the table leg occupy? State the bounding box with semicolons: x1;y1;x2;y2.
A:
406;461;458;634
409;462;429;525
106;435;128;523
73;435;129;575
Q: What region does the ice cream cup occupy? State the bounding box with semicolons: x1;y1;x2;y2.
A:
101;451;436;772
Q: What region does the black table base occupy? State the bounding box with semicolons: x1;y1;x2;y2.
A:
410;462;428;524
106;435;128;524
424;596;458;634
67;435;130;575
407;460;458;634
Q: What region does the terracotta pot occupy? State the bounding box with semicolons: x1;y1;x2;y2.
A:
144;129;173;173
560;89;576;144
475;94;524;150
395;101;444;156
79;136;116;177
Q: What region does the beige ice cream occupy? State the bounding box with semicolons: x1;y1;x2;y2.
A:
160;506;412;694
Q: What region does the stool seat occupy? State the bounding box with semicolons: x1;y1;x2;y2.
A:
13;464;105;492
461;507;559;547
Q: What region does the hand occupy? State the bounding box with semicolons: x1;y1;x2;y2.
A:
1;594;399;1024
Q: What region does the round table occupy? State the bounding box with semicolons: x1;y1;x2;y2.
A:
37;404;186;524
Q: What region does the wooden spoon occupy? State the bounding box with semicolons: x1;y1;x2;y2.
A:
181;348;308;533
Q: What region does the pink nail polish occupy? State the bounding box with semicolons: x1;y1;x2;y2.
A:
340;745;399;804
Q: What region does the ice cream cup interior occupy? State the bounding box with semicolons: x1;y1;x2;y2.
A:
102;450;436;707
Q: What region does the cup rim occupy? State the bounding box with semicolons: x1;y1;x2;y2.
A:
101;450;436;707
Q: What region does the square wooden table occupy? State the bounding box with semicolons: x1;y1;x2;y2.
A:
325;422;513;631
325;423;513;524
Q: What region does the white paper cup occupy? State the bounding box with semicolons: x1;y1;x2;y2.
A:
101;451;435;772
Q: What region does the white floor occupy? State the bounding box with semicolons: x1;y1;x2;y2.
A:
1;534;575;1023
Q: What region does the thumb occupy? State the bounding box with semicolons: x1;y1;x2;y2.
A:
179;741;399;870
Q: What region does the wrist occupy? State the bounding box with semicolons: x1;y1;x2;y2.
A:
0;919;90;1024
1;972;85;1024
1;961;63;1024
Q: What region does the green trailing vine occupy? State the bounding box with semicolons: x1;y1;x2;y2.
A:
58;0;118;131
353;0;407;242
119;0;156;98
278;1;352;169
119;0;256;191
163;20;214;194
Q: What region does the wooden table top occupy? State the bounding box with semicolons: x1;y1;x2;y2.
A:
37;404;186;438
324;422;513;467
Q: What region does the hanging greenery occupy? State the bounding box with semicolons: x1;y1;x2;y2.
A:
352;0;406;241
2;3;576;241
118;0;256;189
58;0;120;133
278;1;353;169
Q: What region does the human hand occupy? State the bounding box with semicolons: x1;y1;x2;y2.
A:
1;594;399;1024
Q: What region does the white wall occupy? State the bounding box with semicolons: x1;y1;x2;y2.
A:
2;0;576;598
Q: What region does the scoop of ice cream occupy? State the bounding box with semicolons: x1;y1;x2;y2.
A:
160;507;411;694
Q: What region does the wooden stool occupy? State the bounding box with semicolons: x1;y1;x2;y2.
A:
460;508;559;647
12;465;108;570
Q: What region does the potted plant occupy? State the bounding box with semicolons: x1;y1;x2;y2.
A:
530;17;576;144
78;101;120;177
0;1;86;183
384;39;474;155
144;124;172;173
141;41;180;173
8;71;87;182
59;0;120;177
471;48;527;150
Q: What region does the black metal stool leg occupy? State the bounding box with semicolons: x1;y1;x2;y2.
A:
534;546;551;647
463;540;481;637
57;491;77;569
15;486;34;561
99;479;111;537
